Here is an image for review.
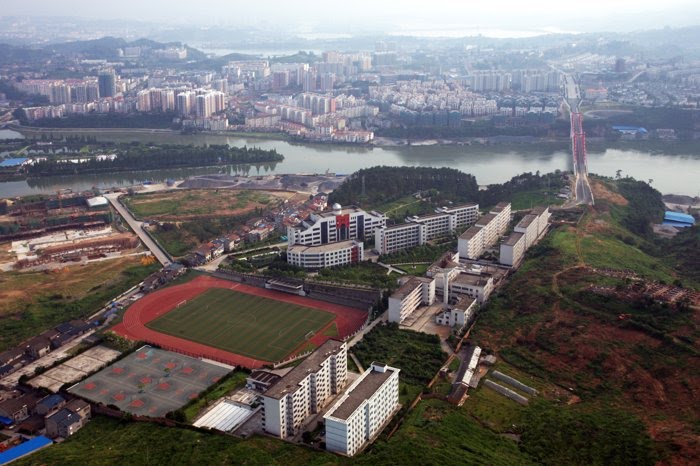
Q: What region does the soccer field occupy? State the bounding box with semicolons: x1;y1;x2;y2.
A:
145;288;335;362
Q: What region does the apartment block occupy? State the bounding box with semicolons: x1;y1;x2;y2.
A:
324;363;400;457
388;277;436;324
374;222;425;255
499;232;526;267
262;340;348;439
458;202;511;260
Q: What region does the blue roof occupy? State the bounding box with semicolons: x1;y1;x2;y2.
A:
0;436;52;465
0;416;13;426
664;211;695;224
612;126;648;133
0;157;28;167
38;394;65;410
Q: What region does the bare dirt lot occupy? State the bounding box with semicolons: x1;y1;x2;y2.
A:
124;189;294;221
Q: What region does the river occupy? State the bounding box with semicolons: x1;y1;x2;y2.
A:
1;129;698;197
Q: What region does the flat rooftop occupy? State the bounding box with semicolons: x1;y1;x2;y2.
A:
491;202;510;212
440;203;478;212
475;213;497;226
410;213;450;222
392;276;432;300
531;206;548;216
264;339;345;400
459;225;483;240
288;240;358;254
316;206;366;218
326;364;397;421
516;214;538;229
384;222;422;232
502;232;525;246
452;272;491;287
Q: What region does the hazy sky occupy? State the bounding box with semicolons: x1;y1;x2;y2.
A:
3;0;699;34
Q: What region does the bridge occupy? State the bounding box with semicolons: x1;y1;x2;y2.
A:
563;74;594;205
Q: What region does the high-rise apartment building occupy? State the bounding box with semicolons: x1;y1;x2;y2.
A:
98;70;116;98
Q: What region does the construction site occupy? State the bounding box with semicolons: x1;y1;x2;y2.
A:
0;191;145;271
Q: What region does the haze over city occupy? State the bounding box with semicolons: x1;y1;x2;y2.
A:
0;2;698;465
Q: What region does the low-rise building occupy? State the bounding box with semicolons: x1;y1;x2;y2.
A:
324;362;400;457
388;277;436;324
287;240;363;269
435;297;477;331
45;400;90;439
514;214;538;248
449;272;494;304
262;339;348;439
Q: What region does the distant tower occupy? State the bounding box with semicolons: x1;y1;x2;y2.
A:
98;69;116;98
614;58;626;73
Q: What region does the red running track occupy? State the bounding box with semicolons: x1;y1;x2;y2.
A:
112;275;368;369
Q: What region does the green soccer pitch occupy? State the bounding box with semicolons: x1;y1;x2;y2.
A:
145;288;335;362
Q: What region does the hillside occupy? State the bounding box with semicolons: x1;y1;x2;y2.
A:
472;177;699;465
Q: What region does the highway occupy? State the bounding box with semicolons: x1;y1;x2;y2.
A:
105;193;172;266
563;74;595;205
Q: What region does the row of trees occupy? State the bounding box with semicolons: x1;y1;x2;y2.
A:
25;144;284;176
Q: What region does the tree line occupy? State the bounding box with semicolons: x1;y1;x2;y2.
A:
25;144;284;176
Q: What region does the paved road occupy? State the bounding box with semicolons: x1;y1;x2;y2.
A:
563;74;594;205
105;193;172;266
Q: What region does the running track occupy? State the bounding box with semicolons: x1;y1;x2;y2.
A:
112;275;368;369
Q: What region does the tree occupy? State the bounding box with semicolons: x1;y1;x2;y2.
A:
616;169;622;179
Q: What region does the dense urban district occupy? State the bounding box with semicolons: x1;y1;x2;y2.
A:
0;19;698;466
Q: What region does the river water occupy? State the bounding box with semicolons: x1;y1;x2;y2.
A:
1;129;698;197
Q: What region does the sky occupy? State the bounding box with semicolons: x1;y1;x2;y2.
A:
3;0;699;35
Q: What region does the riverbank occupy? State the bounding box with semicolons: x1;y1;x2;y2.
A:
2;126;699;197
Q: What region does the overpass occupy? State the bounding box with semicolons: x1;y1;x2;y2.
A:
563;74;594;205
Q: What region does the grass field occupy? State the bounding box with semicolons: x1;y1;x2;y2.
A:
0;257;158;351
146;288;335;362
124;189;291;221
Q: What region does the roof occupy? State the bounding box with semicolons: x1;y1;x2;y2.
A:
264;339;345;399
383;222;422;232
37;394;65;410
86;196;108;207
315;205;366;218
391;276;432;300
288;240;359;254
0;436;52;464
452;272;491;287
248;370;282;386
440;203;478;212
0;157;29;167
47;407;82;428
491;202;510;212
459;225;483;240
612;126;648;133
325;364;397;421
452;296;477;311
664;211;695;224
531;206;548;216
516;214;537;229
502;232;525;246
475;213;497;226
192;400;253;432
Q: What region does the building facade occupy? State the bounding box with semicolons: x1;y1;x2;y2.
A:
388;277;436;324
262;340;347;439
288;204;385;247
287;240;364;269
499;232;526;267
374;223;424;255
324;363;400;457
458;202;511;260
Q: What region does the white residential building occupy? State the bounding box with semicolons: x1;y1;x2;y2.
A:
435;297;477;330
375;203;479;255
288;204;385;247
458;202;511;260
500;232;526;267
287;240;364;269
374;223;424;255
388;277;436;324
262;339;348;439
324;362;400;457
514;214;539;249
449;272;494;304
